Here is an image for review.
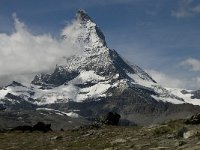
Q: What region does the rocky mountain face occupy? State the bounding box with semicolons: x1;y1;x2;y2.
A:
1;10;200;126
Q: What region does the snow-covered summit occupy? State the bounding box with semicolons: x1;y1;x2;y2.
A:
32;10;156;87
76;9;92;22
62;9;107;55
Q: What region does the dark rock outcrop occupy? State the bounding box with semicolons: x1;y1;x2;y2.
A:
191;90;200;99
11;125;33;132
11;122;52;132
102;112;121;126
32;122;52;132
8;81;25;87
185;113;200;124
31;66;79;87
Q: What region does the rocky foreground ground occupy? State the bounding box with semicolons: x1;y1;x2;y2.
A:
1;119;200;150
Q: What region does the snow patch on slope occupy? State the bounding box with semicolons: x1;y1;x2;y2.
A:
33;84;79;104
30;71;111;104
0;84;30;98
151;95;185;104
167;88;200;106
0;88;11;99
127;73;155;87
77;82;111;100
69;70;105;84
66;112;80;118
0;71;112;105
128;73;186;104
36;108;80;118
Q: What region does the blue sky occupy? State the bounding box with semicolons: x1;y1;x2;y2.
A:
0;0;200;89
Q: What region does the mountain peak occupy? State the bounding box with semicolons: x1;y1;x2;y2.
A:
43;10;156;86
62;9;107;55
68;9;107;54
76;9;92;22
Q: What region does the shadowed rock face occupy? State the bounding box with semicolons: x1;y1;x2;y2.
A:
191;90;200;99
181;90;200;99
8;81;25;87
31;66;79;87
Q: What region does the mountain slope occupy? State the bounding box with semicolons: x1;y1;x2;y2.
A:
0;10;200;125
26;10;159;104
0;10;198;106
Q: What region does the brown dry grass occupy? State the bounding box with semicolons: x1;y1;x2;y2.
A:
1;120;200;150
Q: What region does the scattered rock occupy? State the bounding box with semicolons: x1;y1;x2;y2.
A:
129;138;139;142
3;118;200;150
83;133;92;137
179;141;187;146
177;127;196;139
177;127;188;138
196;141;200;145
183;130;197;139
50;136;63;140
111;138;126;144
166;134;174;139
150;147;170;150
104;148;113;150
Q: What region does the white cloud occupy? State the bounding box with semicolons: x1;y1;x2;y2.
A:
171;0;200;18
181;58;200;71
190;77;200;89
147;70;187;89
171;9;192;18
0;14;83;86
195;76;200;84
147;69;200;90
192;4;200;13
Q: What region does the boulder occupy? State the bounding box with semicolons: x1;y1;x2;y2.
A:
102;112;121;126
177;126;197;139
32;122;52;132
